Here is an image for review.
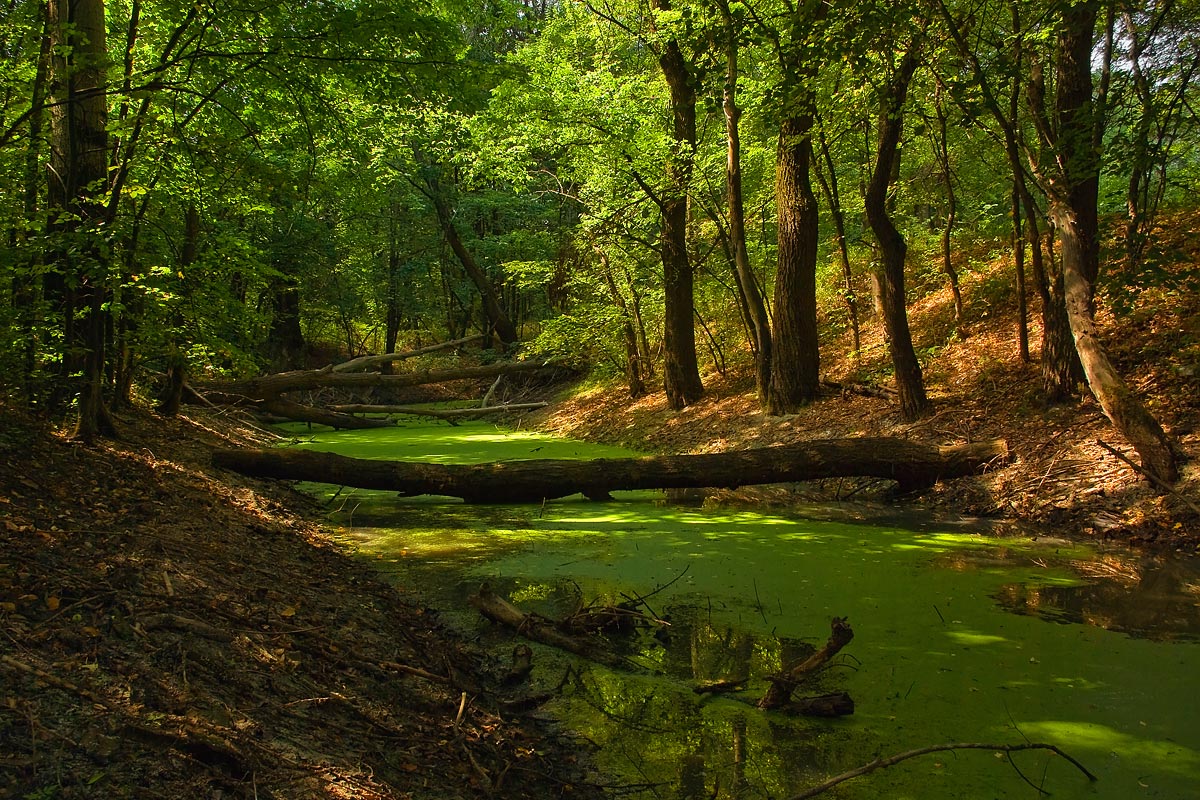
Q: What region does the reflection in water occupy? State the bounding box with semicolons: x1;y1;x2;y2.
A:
291;422;1200;800
934;548;1200;641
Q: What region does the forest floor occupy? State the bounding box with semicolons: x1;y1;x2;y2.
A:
536;210;1200;553
0;404;601;800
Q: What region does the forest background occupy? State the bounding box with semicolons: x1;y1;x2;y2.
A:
1;0;1199;495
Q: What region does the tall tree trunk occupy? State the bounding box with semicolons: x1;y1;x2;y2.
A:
769;113;821;413
863;47;928;421
158;204;199;416
1046;1;1177;483
1008;40;1030;363
932;85;964;325
47;0;115;441
651;0;704;410
717;0;771;406
382;200;403;374
815;121;861;355
16;6;50;400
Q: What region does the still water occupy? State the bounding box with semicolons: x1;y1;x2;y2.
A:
284;420;1200;799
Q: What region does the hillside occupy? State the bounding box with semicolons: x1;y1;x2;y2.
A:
538;211;1200;550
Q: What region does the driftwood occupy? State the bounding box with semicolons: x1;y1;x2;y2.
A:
758;617;854;709
468;584;623;667
212;437;1008;501
328;402;548;424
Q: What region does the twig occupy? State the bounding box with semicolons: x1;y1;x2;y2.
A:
1096;440;1200;514
786;741;1096;800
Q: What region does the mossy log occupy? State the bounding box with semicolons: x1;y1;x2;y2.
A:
212;437;1008;501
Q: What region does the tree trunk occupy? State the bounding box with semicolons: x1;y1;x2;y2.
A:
863;48;928;421
815;121;860;356
651;0;704;410
933;86;964;325
718;0;772;407
47;0;116;441
212;437;1009;502
1045;0;1177;483
597;251;646;397
768;113;821;413
429;189;519;347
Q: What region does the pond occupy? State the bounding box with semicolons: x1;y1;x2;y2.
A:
282;419;1200;799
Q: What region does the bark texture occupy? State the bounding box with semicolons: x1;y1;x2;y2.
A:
212;438;1009;502
864;47;928;420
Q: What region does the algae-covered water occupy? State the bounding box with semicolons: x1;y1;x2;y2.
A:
283;420;1200;799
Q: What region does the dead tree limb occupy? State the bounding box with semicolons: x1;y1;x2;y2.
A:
260;398;394;430
212;437;1008;501
758;617;854;709
468;584;624;667
331;335;485;373
787;741;1096;800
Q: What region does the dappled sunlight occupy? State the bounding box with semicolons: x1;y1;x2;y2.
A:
289;422;1200;800
1019;720;1200;778
945;629;1010;646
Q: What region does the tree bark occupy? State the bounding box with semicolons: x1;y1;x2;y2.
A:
718;0;772;408
428;188;519;347
651;0;704;410
47;0;116;441
769;112;821;413
212;437;1008;502
864;47;928;421
1046;1;1177;483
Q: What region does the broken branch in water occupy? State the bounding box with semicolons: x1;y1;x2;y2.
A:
786;741;1097;799
758;617;854;709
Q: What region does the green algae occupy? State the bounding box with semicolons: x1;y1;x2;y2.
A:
288;420;1200;799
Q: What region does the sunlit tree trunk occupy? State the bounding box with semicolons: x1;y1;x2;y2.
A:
717;0;771;407
864;46;928;420
1044;0;1177;483
651;0;703;410
815;120;861;356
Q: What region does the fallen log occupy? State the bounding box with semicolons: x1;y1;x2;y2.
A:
261;398;394;430
468;584;624;667
331;335;484;373
197;360;557;404
212;437;1008;501
328;401;548;424
758;617;854;710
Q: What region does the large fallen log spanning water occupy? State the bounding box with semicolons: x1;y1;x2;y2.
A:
212;437;1008;502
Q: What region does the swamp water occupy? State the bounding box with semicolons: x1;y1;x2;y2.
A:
285;420;1200;799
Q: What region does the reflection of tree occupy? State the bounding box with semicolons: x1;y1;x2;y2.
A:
993;558;1200;641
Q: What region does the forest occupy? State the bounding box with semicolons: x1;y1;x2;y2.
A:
1;0;1197;464
2;0;1200;797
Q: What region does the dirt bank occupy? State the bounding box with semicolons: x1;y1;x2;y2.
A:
0;405;599;800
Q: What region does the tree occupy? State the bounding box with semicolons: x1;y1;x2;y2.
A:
649;0;705;410
46;0;116;440
1034;0;1177;483
863;36;929;420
